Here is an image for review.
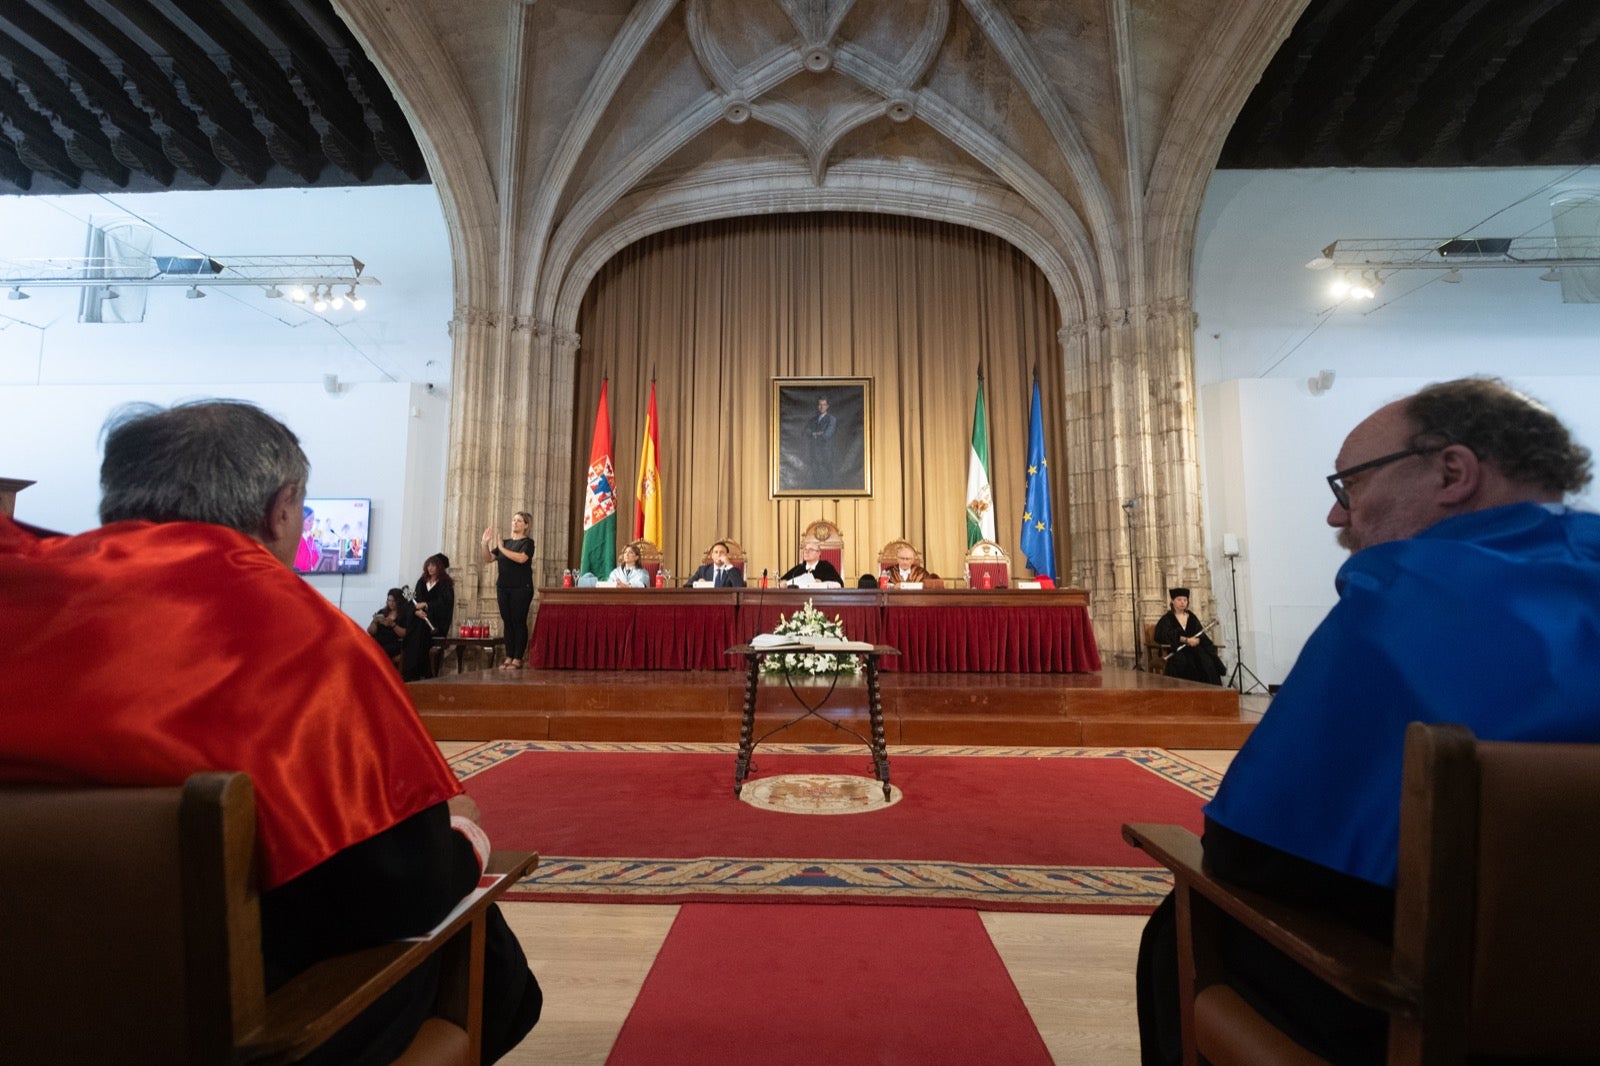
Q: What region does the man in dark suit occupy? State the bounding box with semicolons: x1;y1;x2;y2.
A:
808;397;836;488
686;540;746;587
778;538;843;587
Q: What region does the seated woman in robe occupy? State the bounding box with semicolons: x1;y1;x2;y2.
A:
1153;587;1225;685
605;543;651;587
367;588;412;667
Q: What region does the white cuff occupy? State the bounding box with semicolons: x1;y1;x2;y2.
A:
450;814;492;874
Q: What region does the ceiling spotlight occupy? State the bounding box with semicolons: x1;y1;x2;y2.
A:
185;285;205;299
1539;267;1561;282
346;286;366;311
288;285;308;303
7;286;28;301
1440;268;1462;284
264;285;283;299
330;292;345;310
312;286;329;312
1329;277;1350;299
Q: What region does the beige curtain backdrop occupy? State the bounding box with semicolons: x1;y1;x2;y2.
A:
570;212;1069;584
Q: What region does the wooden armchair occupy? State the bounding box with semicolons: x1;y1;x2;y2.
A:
802;518;845;575
1124;722;1600;1065
0;771;538;1065
964;539;1010;589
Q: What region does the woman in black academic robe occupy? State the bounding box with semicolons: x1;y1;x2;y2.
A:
402;553;455;680
1153;587;1225;685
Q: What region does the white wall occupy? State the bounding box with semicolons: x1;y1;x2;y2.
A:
0;184;454;624
1194;167;1600;684
0;381;450;623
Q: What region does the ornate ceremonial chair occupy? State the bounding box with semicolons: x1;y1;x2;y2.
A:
802;518;845;575
1123;722;1600;1066
0;771;538;1066
876;539;943;588
964;539;1010;589
628;538;662;584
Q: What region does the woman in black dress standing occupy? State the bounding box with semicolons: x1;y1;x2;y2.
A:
482;511;534;669
1153;587;1225;685
401;553;454;680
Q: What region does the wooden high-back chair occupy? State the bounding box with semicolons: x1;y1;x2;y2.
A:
801;518;845;574
0;771;537;1065
1124;722;1600;1065
963;539;1010;589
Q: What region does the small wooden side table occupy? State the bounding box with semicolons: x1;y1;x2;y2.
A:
429;635;507;675
725;644;899;800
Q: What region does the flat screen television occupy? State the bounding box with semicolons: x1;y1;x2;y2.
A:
294;497;371;575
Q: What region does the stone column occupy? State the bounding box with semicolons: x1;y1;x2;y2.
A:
1062;303;1215;669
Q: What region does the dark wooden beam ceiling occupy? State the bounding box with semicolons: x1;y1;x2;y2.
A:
0;0;426;195
1222;0;1600;168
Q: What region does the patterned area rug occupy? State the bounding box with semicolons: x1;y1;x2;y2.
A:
450;742;1219;913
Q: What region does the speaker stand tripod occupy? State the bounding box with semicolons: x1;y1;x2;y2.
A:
1224;552;1266;695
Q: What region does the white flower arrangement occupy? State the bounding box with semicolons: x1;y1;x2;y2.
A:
760;599;863;676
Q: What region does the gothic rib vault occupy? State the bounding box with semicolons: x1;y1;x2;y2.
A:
332;0;1313;660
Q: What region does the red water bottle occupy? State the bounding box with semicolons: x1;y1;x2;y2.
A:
653;571;665;588
982;571;993;589
878;571;889;590
562;569;574;588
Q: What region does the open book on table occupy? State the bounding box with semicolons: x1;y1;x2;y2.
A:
749;632;875;653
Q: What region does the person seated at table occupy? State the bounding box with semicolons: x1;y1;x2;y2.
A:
779;538;843;588
883;543;937;587
686;541;745;587
605;543;651;587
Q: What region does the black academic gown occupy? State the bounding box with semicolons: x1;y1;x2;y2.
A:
1153;610;1225;685
777;560;844;585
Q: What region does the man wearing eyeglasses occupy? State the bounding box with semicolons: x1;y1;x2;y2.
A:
1138;376;1600;1065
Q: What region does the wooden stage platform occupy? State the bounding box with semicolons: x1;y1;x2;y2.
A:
409;666;1255;749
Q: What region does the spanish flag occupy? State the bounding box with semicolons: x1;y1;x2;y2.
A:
635;380;662;546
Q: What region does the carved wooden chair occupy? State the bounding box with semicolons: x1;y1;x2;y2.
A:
801;518;845;575
0;771;537;1065
964;539;1010;589
1124;722;1600;1065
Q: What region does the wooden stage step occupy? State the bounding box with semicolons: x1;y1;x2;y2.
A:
409;666;1255;749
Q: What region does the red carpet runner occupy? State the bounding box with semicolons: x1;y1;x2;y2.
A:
605;903;1054;1065
452;743;1216;912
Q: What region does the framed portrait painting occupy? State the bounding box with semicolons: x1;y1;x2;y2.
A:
771;376;872;497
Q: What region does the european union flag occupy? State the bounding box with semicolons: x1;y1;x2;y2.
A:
1019;378;1056;581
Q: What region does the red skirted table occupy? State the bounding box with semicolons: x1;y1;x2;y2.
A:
738;590;885;648
528;590;738;670
527;588;1099;672
879;592;1103;672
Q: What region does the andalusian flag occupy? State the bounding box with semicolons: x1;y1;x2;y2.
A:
579;379;617;577
635;380;662;546
1019;375;1057;581
965;372;995;547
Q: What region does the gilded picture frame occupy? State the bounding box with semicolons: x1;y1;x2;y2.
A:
771;376;872;497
